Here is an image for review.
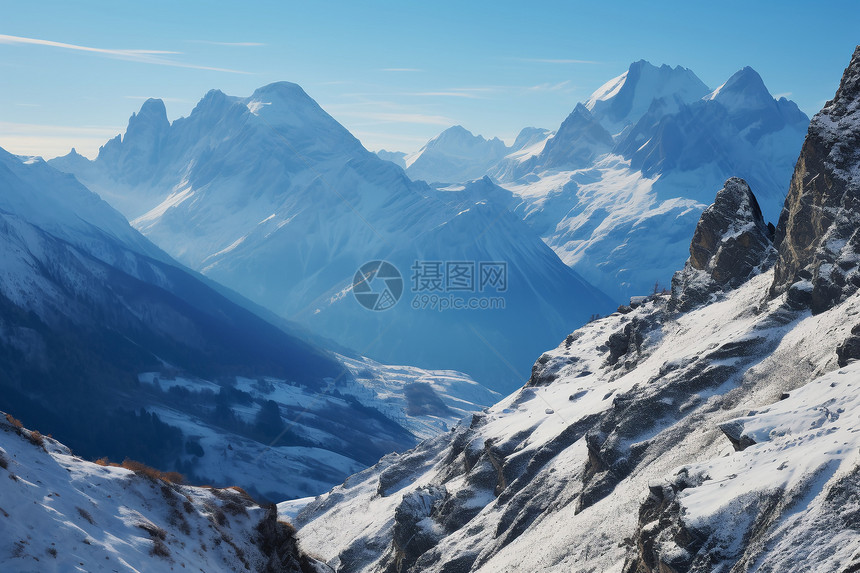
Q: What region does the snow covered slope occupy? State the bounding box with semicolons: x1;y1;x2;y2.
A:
0;413;331;572
290;47;860;573
0;147;497;501
51;83;615;391
404;125;509;184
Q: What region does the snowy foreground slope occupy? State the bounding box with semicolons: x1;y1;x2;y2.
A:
0;413;331;572
291;48;860;573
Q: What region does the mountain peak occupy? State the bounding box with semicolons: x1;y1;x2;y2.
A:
670;177;774;312
249;81;310;101
405;126;509;183
585;59;710;136
430;125;484;146
136;97;167;117
536;101;613;170
125;98;169;138
705;66;773;110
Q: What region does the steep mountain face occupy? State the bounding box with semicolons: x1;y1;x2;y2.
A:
0;414;331;572
529;104;614;172
289;48;860;573
487;127;554;182
51;84;615;392
496;61;808;301
770;45;860;313
0;148;497;501
584;59;710;137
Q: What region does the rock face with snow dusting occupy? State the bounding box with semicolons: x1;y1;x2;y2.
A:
670;177;775;312
291;47;860;573
770;45;860;313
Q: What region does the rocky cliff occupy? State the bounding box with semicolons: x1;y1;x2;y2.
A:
770;45;860;313
290;46;860;573
670;177;775;312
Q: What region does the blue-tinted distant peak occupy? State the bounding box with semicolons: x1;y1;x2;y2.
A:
706;66;776;110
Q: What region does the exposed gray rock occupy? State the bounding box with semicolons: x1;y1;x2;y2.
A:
770;46;860;313
670;177;775;312
836;324;860;367
385;485;448;573
718;420;757;451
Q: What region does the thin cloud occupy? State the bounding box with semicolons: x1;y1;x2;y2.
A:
188;40;265;47
0;121;124;158
773;92;792;99
0;34;252;74
0;121;122;136
517;58;601;64
404;91;484;99
527;80;573;92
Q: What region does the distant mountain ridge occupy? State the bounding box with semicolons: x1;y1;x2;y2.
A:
2;144;504;501
396;60;808;301
51;83;615;392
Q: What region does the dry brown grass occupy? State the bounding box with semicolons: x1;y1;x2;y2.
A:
93;457;184;484
5;414;22;430
27;430;45;448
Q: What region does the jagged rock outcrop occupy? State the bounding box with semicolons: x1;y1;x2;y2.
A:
837;323;860;366
770;46;860;313
385;485;448;573
670;177;775;312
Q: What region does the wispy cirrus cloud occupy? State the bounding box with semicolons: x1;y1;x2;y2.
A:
403;91;484;99
187;40;265;47
0;34;252;74
527;80;574;92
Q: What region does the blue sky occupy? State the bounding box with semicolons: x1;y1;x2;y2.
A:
1;0;858;158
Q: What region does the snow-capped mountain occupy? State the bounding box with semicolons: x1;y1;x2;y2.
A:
288;46;860;573
0;413;332;572
0;146;499;501
51;84;615;392
497;60;808;301
404;125;509;184
584;60;710;137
